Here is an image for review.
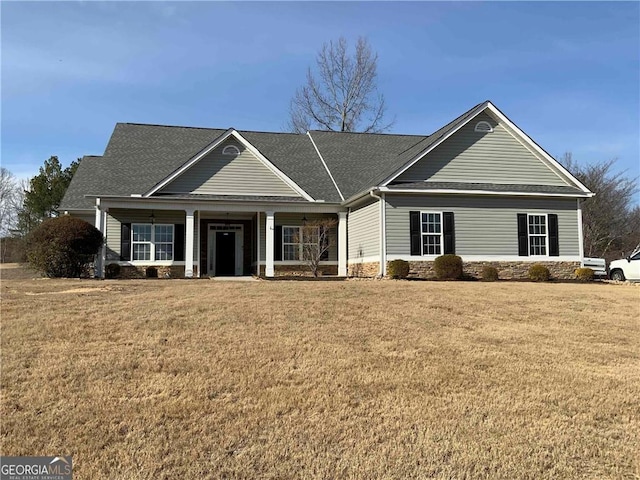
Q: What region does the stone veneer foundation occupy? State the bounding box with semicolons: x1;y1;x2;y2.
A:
259;264;339;277
115;265;191;279
348;262;381;278
406;261;581;280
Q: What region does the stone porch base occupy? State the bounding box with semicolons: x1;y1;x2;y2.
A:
114;265;193;279
406;261;581;280
348;262;380;278
259;264;339;277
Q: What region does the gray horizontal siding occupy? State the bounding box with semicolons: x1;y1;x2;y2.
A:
160;138;301;197
385;195;580;257
106;209;194;261
348;199;379;261
396;112;570;187
258;212;338;262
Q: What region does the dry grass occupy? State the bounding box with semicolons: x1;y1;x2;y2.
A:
1;268;639;479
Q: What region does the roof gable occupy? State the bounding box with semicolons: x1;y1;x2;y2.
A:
381;102;590;194
157;137;302;198
394;111;571;187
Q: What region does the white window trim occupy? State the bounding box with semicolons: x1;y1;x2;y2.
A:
131;223;175;262
527;213;549;257
282;225;321;261
474;120;493;133
222;145;240;155
282;225;300;261
420;211;444;257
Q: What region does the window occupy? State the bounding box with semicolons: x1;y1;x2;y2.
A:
528;214;547;256
154;225;174;260
222;145;240;155
421;212;442;255
474;121;493;133
282;225;320;261
132;224;152;261
282;226;300;261
131;224;174;261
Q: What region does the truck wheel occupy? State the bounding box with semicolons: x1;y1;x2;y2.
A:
610;270;626;281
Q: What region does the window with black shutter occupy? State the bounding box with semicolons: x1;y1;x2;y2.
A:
274;225;283;261
120;223;131;261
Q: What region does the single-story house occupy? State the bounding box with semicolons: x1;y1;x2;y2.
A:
60;101;594;279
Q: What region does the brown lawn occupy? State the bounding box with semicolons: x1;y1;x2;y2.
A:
1;267;639;479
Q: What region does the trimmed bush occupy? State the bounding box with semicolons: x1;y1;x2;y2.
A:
481;265;499;282
387;259;410;279
26;216;103;278
528;264;550;282
105;263;121;279
575;267;594;282
145;266;158;278
434;254;463;280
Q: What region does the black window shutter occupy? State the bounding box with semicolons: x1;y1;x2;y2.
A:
548;214;559;256
120;223;131;261
320;226;329;260
517;214;528;256
443;212;455;254
174;224;185;261
274;225;283;261
409;211;421;255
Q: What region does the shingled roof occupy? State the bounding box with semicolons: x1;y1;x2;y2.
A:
60;101;588;211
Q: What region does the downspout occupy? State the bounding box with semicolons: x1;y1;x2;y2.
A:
369;189;386;277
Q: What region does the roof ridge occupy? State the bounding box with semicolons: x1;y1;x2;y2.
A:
309;129;429;138
118;122;226;131
117;123;323;137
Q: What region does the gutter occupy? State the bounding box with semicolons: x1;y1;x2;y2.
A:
369;189;386;277
83;194;342;206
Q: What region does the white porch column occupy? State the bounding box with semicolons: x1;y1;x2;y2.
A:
256;211;261;276
338;211;347;276
185;208;195;278
195;211;200;277
94;200;105;278
265;210;275;277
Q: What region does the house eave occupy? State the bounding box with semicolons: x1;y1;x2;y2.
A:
378;187;594;198
342;187;381;206
87;194;344;212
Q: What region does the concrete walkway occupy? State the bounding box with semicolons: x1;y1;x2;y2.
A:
210;276;259;282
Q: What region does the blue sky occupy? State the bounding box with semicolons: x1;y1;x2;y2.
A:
2;1;639;193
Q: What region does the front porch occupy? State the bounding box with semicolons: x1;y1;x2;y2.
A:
94;198;347;278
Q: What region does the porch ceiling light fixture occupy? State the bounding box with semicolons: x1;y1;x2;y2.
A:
302;215;307;225
149;211;155;225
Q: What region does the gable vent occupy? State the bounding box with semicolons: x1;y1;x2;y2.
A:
222;145;240;155
474;121;493;133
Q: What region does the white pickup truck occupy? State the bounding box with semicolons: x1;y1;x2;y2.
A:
581;257;607;277
608;248;640;281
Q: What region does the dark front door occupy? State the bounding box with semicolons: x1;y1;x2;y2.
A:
215;231;236;276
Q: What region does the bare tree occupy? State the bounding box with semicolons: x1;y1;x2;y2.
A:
560;153;639;261
289;37;393;133
0;169;28;262
295;218;338;277
0;167;21;237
